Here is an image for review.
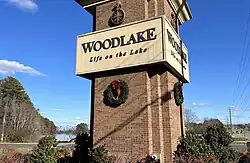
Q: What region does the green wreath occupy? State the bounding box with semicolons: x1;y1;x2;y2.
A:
174;81;184;106
103;80;129;108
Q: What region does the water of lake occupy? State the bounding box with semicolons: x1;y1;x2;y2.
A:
56;134;75;141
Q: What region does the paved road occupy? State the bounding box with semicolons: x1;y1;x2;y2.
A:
0;143;75;149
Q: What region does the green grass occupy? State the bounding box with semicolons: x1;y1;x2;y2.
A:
233;137;249;141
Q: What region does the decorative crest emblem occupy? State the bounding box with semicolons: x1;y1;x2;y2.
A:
171;13;177;31
109;2;125;27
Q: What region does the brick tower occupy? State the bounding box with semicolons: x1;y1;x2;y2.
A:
75;0;192;162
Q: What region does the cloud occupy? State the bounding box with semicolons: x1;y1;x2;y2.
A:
75;117;81;120
52;109;62;112
0;60;46;76
7;0;38;12
191;102;209;108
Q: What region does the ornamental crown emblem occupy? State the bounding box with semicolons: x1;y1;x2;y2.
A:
109;2;125;27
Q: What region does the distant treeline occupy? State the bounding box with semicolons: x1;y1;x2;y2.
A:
56;123;89;135
0;77;56;142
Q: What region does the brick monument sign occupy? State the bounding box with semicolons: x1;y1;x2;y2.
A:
75;0;192;162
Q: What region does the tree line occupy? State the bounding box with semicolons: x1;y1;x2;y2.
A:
0;77;56;142
185;108;250;135
56;123;89;135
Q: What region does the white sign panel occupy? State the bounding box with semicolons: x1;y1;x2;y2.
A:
76;16;190;82
76;18;164;75
164;17;190;82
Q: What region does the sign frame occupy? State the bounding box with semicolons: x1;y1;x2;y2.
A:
76;16;190;83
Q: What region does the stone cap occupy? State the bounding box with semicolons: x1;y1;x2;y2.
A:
167;0;192;24
75;0;114;9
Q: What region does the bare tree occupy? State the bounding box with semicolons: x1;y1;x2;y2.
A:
0;77;52;142
4;97;40;141
0;77;26;142
184;109;198;127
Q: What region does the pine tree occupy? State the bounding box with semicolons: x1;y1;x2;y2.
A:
29;136;58;163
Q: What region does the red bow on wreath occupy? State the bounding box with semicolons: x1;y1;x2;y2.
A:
178;82;183;96
111;80;121;97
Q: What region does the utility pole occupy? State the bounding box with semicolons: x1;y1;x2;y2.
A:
226;114;229;130
229;106;233;134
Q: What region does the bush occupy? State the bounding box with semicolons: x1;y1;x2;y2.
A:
238;155;250;163
5;133;26;143
203;124;233;148
203;125;240;163
71;132;90;162
0;148;29;163
174;130;214;159
174;154;216;163
56;147;72;158
174;124;240;163
214;146;240;163
29;136;58;163
71;132;114;163
27;133;114;163
90;145;115;163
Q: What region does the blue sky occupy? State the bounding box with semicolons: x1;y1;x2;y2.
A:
0;0;250;126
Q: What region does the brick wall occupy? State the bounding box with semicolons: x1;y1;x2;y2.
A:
94;0;178;31
93;70;149;161
91;0;184;162
91;66;183;162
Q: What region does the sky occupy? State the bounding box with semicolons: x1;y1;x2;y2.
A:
0;0;250;126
